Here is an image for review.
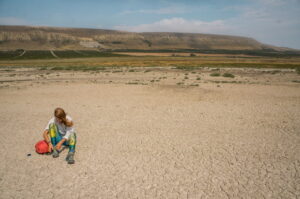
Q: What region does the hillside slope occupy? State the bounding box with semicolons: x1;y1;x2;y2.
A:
0;25;291;51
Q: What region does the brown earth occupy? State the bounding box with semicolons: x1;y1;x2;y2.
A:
0;67;299;198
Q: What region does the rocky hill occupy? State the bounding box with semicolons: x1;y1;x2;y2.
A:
0;25;293;51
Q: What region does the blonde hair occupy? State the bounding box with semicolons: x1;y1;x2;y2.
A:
54;107;73;127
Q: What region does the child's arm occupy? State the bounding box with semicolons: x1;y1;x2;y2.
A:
55;138;67;150
43;130;53;152
43;130;51;143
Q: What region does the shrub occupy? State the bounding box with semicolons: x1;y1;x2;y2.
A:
143;40;152;47
190;83;199;86
175;66;199;71
222;73;235;78
112;70;122;73
39;66;48;70
50;66;106;71
271;70;280;74
210;73;220;77
51;66;64;70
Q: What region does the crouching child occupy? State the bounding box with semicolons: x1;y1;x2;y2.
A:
43;107;77;164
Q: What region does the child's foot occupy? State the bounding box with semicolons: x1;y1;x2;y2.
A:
52;148;59;158
66;152;75;164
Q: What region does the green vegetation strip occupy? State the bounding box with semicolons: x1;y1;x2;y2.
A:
0;50;129;60
175;63;300;69
40;65;107;71
114;49;300;57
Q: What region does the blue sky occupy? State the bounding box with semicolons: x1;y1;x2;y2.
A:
0;0;300;49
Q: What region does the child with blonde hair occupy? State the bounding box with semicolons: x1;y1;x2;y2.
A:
43;107;77;164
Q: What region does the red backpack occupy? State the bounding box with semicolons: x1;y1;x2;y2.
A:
35;140;49;154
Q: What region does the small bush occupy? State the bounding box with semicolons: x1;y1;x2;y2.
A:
196;77;201;80
39;66;48;70
175;66;199;71
190;53;196;57
190;83;199;86
3;69;15;72
222;73;235;78
210;73;220;77
271;70;280;74
50;66;106;71
296;67;300;75
51;67;64;70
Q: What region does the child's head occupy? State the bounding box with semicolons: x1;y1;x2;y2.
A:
54;107;72;126
54;107;66;120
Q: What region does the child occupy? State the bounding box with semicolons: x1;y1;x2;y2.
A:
43;107;77;164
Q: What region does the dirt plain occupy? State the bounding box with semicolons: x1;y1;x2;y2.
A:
0;66;299;198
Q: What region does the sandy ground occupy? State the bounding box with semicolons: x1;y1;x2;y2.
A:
0;67;299;198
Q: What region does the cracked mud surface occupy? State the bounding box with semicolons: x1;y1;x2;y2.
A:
0;68;299;198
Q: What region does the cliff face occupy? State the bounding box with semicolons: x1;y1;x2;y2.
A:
0;25;279;51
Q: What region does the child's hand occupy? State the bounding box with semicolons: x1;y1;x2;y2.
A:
56;143;62;150
55;139;66;151
48;143;53;152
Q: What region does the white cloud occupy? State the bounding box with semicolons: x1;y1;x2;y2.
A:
218;1;300;48
256;0;300;6
241;8;270;19
115;4;300;49
112;0;300;48
120;5;187;15
257;0;285;6
0;17;30;25
114;17;230;34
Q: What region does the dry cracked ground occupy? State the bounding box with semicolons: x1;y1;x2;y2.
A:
0;67;299;198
